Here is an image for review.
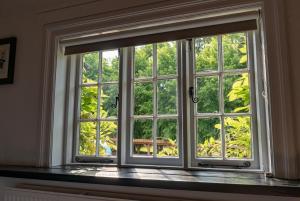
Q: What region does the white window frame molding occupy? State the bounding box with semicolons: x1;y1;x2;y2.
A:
124;42;183;167
39;0;297;179
188;32;261;170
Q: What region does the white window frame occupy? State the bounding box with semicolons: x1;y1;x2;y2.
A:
70;29;266;169
188;32;262;169
42;1;296;177
73;50;120;163
124;43;183;167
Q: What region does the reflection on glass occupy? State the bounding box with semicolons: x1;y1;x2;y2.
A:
157;119;178;157
224;73;250;113
82;52;99;84
196;118;221;158
225;116;251;159
134;45;153;78
223;33;248;70
195;36;218;72
99;121;117;156
157;41;177;75
134;82;153;115
133;119;153;156
80;86;98;119
157;79;177;114
79;121;96;156
197;76;219;113
100;84;118;118
102;50;119;82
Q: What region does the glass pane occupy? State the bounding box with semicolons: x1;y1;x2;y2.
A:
157;119;178;157
225;116;252;159
99;121;117;156
133;119;153;156
223;33;248;70
134;44;153;78
100;84;118;118
195;36;218;72
79;121;96;156
102;50;119;82
224;73;250;113
157;79;177;114
157;41;177;75
197;76;219;113
82;52;99;84
80;86;98;119
196;118;221;158
134;82;153;115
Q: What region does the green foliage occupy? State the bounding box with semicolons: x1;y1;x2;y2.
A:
79;33;252;159
79;53;118;156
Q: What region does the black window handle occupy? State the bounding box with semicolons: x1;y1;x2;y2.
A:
111;94;119;108
189;86;199;103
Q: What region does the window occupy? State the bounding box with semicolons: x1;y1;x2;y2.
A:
190;33;259;168
75;50;120;163
126;42;182;166
65;16;269;170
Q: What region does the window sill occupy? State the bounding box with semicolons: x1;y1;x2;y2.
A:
0;165;299;197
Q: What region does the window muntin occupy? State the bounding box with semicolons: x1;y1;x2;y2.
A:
77;50;119;160
190;32;257;167
130;42;180;159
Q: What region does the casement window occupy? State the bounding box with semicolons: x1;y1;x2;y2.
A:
64;11;269;170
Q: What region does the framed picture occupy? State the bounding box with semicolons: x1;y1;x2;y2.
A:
0;37;16;84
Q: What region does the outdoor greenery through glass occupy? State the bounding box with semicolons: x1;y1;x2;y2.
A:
79;50;119;157
195;33;252;160
132;42;179;157
77;32;254;163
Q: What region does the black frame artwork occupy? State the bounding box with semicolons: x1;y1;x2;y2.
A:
0;37;16;84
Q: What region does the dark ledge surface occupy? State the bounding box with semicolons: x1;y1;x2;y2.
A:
0;165;299;197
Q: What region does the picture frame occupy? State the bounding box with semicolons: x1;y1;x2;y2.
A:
0;37;16;84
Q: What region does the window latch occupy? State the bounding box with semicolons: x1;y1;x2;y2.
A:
111;94;119;108
189;86;199;103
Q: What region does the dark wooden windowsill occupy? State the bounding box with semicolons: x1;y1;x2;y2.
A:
0;165;299;197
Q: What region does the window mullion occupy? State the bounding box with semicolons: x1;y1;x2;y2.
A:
117;48;123;166
96;51;102;157
153;44;158;158
218;35;226;160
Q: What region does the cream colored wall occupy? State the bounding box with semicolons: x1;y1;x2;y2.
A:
285;0;300;170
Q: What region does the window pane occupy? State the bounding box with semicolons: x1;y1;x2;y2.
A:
79;121;96;156
196;118;221;158
100;84;118;118
224;73;250;113
223;33;248;70
225;116;252;159
82;52;99;84
134;44;153;78
99;121;117;157
195;36;218;72
134;82;153;115
80;86;98;119
157;119;178;157
157;79;177;114
157;41;177;75
197;76;219;113
133;119;153;156
101;50;119;82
